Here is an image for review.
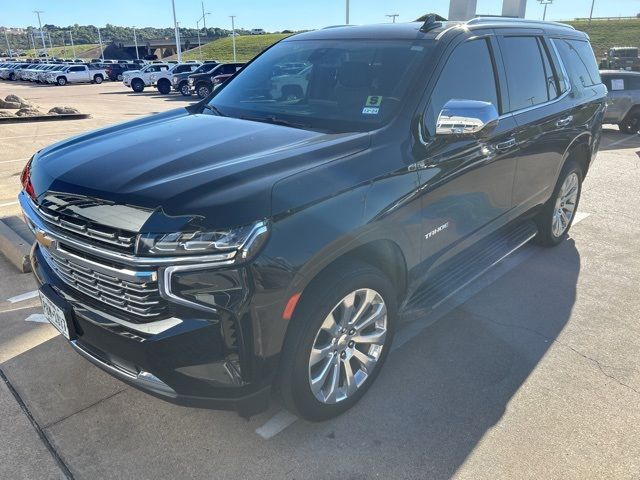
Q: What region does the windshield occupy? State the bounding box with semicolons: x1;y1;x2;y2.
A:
192;64;217;74
208;39;434;133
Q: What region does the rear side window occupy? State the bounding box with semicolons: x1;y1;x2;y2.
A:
553;39;601;89
500;36;550;112
625;76;640;90
427;38;499;129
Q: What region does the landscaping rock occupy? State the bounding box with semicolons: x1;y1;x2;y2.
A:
0;110;16;118
15;106;42;117
48;106;81;115
5;94;31;107
0;99;21;109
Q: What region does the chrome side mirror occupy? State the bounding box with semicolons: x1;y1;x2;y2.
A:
436;99;499;137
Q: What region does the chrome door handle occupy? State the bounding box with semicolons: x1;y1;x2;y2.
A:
494;138;517;152
556;115;573;127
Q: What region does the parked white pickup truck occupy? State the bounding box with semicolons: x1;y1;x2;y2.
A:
44;65;107;86
150;63;201;94
123;63;169;92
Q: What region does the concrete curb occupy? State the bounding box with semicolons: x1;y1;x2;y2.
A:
0;218;31;273
0;113;91;124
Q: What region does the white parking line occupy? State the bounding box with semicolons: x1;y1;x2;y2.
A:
25;313;48;323
7;291;39;303
0;201;18;208
255;410;298;439
604;134;639;149
0;158;28;165
572;211;591;225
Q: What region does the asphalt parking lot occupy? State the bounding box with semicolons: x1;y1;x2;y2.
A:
1;81;640;480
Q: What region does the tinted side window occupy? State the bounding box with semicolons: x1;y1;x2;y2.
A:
427;39;498;130
553;38;601;89
500;36;549;112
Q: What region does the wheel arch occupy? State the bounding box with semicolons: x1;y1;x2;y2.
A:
561;132;592;177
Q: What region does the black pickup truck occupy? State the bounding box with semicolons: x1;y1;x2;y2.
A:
21;17;605;421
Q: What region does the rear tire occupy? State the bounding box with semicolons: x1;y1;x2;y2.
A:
57;76;67;86
278;260;396;421
157;80;171;95
534;160;583;247
94;75;103;84
131;79;145;93
619;113;640;134
116;73;124;81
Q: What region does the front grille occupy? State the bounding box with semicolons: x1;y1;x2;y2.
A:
41;247;167;320
34;193;144;253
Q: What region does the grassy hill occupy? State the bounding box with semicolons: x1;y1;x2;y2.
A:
566;18;640;58
23;44;100;59
170;33;291;62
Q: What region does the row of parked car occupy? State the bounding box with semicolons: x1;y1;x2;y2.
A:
121;61;245;98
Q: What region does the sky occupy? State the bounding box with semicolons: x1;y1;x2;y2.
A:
1;0;639;32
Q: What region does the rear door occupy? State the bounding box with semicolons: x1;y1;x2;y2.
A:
496;33;575;209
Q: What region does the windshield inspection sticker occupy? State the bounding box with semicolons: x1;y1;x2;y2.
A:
365;96;383;107
362;107;380;115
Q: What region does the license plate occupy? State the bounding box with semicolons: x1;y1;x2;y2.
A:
40;290;70;340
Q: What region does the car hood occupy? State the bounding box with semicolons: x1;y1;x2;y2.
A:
29;108;370;230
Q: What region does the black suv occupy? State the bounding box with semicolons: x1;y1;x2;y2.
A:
21;18;605;420
105;63;139;82
189;62;245;98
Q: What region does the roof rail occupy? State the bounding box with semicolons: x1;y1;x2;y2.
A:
467;16;576;30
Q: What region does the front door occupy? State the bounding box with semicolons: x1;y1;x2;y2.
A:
415;36;519;272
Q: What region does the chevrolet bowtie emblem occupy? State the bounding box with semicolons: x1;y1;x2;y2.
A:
34;229;55;249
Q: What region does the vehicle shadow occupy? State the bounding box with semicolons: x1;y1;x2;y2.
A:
0;239;580;478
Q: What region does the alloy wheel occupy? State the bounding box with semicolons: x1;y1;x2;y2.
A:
308;288;387;404
552;172;579;238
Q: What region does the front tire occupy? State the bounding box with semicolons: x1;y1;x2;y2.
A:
197;83;211;99
57;76;67;86
93;75;103;84
179;82;191;96
131;79;145;93
279;261;396;421
534;160;583;246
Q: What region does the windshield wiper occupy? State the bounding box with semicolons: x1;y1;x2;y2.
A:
239;114;314;131
202;104;226;116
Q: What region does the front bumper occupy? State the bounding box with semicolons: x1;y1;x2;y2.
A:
30;244;270;416
21;193;272;417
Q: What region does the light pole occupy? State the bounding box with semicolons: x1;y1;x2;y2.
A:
171;0;182;62
132;26;139;60
346;0;350;24
29;32;36;57
34;11;48;59
3;30;12;58
385;14;399;23
538;0;552;21
97;27;104;61
197;12;210;61
230;16;237;62
201;1;208;31
589;0;596;24
69;30;76;58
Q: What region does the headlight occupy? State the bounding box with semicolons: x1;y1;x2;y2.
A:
188;78;194;84
137;221;269;259
172;77;178;84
